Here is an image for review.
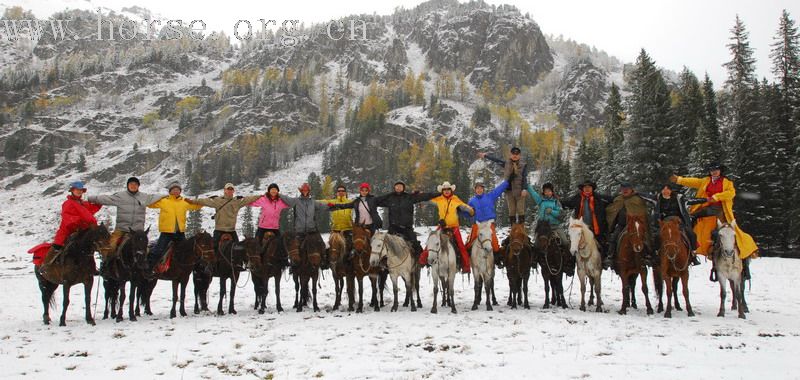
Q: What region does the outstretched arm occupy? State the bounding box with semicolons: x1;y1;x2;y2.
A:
483;153;506;167
676;176;705;189
526;184;542;205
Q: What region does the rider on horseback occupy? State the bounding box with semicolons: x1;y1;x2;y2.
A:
250;183;290;245
606;182;654;269
146;182;203;273
321;184;355;259
561;180;613;268
374;181;439;259
641;183;706;266
282;183;330;268
465;180;508;267
671;162;758;281
527;182;569;253
419;181;475;273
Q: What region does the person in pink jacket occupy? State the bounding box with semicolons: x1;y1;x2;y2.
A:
250;183;290;244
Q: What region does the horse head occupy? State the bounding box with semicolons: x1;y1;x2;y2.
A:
369;232;387;268
534;222;552;251
193;232;216;272
626;215;647;253
237;237;261;269
568;217;587;257
352;225;371;256
716;219;738;258
129;229;150;271
328;232;346;264
475;221;494;253
425;230;443;265
509;223;528;256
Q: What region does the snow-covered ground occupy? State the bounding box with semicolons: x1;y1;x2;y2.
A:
0;228;797;379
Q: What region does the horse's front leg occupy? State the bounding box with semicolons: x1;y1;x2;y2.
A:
128;282;138;321
179;277;189;317
60;284;71;326
346;274;355;312
542;273;551;309
484;275;493;311
170;280;178;318
594;275;603;313
312;272;320;312
641;270;654;315
84;279;95;326
431;276;439;314
407;273;417;312
734;279;746;319
415;268;422;309
472;277;482;311
449;274;457;314
681;273;694;317
390;275;399;312
356;275;365;313
588;274;595;306
490;278;498;306
717;276;727;317
739;277;749;313
274;273;284;312
579;273;587;312
672;277;682;311
618;276;629;315
217;277;227;316
229;273;238;315
116;282;126;323
664;275;673;318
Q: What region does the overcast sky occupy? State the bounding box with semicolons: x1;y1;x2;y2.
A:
8;0;800;87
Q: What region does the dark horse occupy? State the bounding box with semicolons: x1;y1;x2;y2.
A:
328;231;349;311
249;232;287;314
36;224;110;326
534;222;573;309
101;228;150;322
349;225;387;313
616;215;654;315
193;233;247;315
287;231;325;312
140;232;215;318
504;224;532;309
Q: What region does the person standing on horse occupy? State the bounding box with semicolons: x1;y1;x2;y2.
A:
320;184;356;258
39;181;103;276
670;162;758;280
465;180;508;266
87;177;163;261
330;182;384;235
146;182;203;271
641;183;706;266
281;183;331;267
478;146;529;225
605;182;655;269
249;183;290;245
527;182;569;252
418;182;475;273
185;183;260;258
374;181;439;258
561;180;613;266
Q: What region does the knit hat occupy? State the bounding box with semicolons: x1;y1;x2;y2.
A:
298;183;311;192
127;177;140;186
167;182;182;191
359;182;371;190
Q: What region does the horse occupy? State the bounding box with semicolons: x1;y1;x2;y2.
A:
287;231;325;312
36;224;110;326
534;222;572;309
193;232;247;315
658;217;694;318
470;221;496;311
714;220;748;319
425;229;457;314
328;231;349;311
615;215;655;315
369;231;417;312
100;228;150;322
568;218;603;313
140;232;215;318
347;225;385;313
504;224;531;309
249;232;286;314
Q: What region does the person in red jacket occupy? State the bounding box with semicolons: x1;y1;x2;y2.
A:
51;181;102;250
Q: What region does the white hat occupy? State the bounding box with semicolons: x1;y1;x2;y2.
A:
437;181;455;192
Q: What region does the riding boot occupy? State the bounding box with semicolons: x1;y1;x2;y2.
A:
494;252;504;269
709;260;717;282
690;251;701;266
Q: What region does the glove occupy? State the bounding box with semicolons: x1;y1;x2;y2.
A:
327;203;335;208
669;174;678;183
707;197;715;203
545;208;552;214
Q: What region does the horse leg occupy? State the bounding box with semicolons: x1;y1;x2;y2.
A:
217;277;227;316
274;272;284;312
523;274;530;310
490;278;498;306
484;275;493;311
170;280;178;318
730;279;738;311
431;275;439;314
415;268;423;309
739;277;749;313
717;275;727;317
179;278;188;317
735;278;746;319
664;275;673;318
618;275;629;315
654;270;664;313
588;275;595;307
594;275;603;313
380;271;388;307
673;277;682;311
369;275;379;312
346;274;355;312
144;280;154;315
472;277;481;311
332;274;341;311
640;270;653;315
579;273;587;312
407;273;417;312
681;273;694;317
449;274;457;314
116;282;126;323
357;276;365;313
390;275;399;312
84;279;95;326
129;282;138;321
58;284;71;326
293;273;300;310
312;272;320;312
40;277;56;325
542;273;550;309
229;273;238;315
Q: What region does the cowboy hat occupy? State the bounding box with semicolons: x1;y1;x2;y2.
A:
437;181;456;192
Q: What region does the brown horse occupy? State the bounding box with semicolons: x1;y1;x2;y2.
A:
348;225;386;312
287;231;325;312
658;217;694;318
249;232;286;314
36;224;110;326
504;224;532;309
616;215;654;315
328;231;349;311
101;228;150;322
140;232;215;318
194;233;247;316
534;222;573;309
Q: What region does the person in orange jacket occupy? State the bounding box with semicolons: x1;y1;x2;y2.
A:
419;181;474;273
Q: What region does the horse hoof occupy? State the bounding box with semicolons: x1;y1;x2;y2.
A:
717;311;725;317
687;311;695;317
664;312;672;318
524;305;530;310
657;306;664;313
738;313;746;319
86;318;96;326
314;307;321;312
595;307;603;313
580;306;586;312
743;306;750;313
258;309;265;315
471;304;478;311
356;308;363;314
675;305;683;311
170;312;177;319
230;309;237;315
348;307;355;312
130;316;137;322
542;304;550;309
217;311;225;316
617;309;626;315
431;308;437;314
451;308;457;314
43;320;50;325
374;307;380;312
116;316;123;323
646;308;654;315
486;305;493;311
417;302;422;308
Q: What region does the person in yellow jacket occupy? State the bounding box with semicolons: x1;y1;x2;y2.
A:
419;181;475;273
321;184;355;259
671;162;758;280
146;182;203;270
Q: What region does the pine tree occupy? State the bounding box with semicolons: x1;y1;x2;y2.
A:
670;68;704;174
242;205;255;239
77;153;86;172
689;74;722;174
600;83;624;191
724;15;758;175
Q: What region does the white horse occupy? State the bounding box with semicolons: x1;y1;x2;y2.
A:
714;221;748;319
470;221;495;311
425;229;457;314
568;217;603;312
369;231;417;312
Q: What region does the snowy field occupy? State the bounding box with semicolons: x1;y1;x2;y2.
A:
0;230;798;380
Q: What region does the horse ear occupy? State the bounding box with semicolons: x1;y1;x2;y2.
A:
145;226;151;234
716;219;723;229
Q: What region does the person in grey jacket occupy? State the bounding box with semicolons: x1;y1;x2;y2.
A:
282;183;330;235
86;177;163;258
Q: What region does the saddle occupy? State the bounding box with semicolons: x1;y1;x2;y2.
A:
154;242;176;274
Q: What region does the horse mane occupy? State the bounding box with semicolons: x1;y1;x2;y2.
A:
534;222;551;237
385;233;411;256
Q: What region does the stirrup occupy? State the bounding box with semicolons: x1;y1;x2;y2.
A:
709;267;717;282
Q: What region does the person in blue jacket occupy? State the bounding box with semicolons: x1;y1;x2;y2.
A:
465;180;508;263
527;182;569;251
